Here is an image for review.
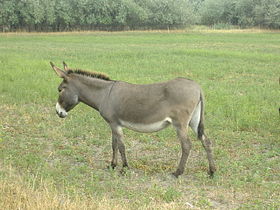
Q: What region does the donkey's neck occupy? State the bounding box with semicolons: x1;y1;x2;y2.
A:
73;75;113;111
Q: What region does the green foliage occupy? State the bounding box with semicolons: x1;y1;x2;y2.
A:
1;0;280;31
254;0;280;29
0;0;197;31
200;0;280;29
0;0;18;31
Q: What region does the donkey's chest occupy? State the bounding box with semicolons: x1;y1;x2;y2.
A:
119;117;172;133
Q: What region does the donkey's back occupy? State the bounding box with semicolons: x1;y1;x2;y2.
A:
105;77;202;126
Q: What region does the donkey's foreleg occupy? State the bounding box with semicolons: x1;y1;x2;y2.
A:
118;138;128;168
111;126;128;169
173;126;192;178
111;131;119;169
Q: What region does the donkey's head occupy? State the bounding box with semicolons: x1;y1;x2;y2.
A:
50;62;79;118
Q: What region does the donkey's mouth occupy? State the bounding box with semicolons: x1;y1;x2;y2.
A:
56;111;67;118
57;111;67;118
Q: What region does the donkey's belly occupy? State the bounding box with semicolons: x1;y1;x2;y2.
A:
120;117;172;133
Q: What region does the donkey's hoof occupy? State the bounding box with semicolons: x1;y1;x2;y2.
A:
107;164;117;170
208;170;215;178
208;166;216;177
171;172;180;178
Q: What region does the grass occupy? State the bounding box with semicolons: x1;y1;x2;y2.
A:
0;30;279;209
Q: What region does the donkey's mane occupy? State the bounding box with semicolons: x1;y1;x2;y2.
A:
67;69;110;81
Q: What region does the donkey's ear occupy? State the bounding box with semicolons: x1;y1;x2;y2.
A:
63;61;69;71
50;62;67;78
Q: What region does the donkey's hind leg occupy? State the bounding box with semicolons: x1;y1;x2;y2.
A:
199;134;216;176
189;104;216;176
190;123;216;176
172;122;192;178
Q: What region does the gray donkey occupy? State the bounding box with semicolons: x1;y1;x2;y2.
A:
50;62;216;177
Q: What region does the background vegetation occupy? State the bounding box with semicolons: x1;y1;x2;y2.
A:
0;30;279;209
1;0;280;32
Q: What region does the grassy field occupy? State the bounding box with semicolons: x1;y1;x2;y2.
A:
0;30;279;209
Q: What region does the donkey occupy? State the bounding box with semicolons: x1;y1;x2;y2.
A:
50;62;216;177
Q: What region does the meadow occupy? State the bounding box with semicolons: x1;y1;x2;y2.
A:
0;30;279;209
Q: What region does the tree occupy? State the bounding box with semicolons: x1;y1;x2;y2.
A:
42;0;56;31
119;0;149;29
200;0;225;25
254;0;280;28
0;0;18;31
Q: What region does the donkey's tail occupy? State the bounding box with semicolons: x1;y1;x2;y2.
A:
189;89;206;139
197;91;205;140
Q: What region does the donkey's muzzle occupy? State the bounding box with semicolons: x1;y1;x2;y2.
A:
56;103;68;118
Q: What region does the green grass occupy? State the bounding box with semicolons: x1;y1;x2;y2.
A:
0;30;279;209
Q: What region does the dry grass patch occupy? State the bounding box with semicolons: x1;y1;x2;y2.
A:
0;175;191;210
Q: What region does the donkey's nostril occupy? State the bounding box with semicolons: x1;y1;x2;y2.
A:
56;110;62;117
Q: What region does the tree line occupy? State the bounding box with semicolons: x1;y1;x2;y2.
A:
1;0;279;32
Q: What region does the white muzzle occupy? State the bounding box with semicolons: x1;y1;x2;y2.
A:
56;103;68;118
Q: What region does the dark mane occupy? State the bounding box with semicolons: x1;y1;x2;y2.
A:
67;69;110;81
